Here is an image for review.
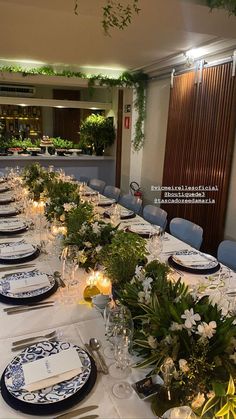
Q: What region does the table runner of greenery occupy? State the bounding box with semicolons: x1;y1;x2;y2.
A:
21;163;236;418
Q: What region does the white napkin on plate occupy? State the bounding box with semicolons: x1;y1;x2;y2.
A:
100;197;116;204
173;253;215;267
10;274;50;293
129;224;152;234
0;243;34;257
0;220;24;231
22;348;83;391
0;205;16;214
0;194;12;201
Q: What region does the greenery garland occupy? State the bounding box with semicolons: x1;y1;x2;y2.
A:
206;0;236;15
0;65;148;152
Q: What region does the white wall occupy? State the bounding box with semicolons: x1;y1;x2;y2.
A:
140;78;170;205
224;133;236;241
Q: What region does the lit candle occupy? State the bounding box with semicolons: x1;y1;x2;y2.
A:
97;276;111;295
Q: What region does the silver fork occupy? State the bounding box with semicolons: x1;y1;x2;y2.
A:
12;330;57;346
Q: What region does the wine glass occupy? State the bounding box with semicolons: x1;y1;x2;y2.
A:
109;324;133;399
148;226;163;260
61;245;79;303
110;204;121;226
104;302;133;358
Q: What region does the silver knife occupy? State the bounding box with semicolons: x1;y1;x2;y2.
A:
54;405;98;419
0;263;35;272
4;301;55;312
7;304;54;315
11;337;56;351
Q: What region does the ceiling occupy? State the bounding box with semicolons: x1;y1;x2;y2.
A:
0;0;235;74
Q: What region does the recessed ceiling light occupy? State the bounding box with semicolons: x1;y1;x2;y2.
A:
55;106;65;108
19;104;27;107
185;48;205;59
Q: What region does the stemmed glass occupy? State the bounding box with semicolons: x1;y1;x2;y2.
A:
110;204;121;226
104;302;133;359
61;245;79;303
148;226;163;260
109;323;133;399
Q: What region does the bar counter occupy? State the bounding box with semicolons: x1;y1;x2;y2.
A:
0;155;115;184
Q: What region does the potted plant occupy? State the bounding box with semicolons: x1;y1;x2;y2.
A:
79;114;116;156
51;137;73;155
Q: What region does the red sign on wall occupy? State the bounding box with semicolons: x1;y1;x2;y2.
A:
124;116;130;129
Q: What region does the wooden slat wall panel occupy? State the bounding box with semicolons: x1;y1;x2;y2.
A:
162;63;236;254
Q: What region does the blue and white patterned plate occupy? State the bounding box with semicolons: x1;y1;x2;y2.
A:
4;341;92;405
0;240;37;261
0;270;55;299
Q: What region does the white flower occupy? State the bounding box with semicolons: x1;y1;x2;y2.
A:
170;322;184;332
163;335;173;345
92;222;101;235
197;321;217;339
95;245;102;253
181;308;201;329
179;359;189;373
142;277;153;292
191;393;205;410
138;291;145;303
148;335;158;349
84;241;92;248
135;265;145;281
63;202;76;212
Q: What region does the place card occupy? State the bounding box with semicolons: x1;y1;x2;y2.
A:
0;243;34;256
22;348;83;391
10;274;50;293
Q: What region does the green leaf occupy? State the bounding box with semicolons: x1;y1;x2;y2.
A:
226;376;235;396
215;402;230;417
201;396;219;416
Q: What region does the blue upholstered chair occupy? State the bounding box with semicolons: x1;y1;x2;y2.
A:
217;240;236;271
143;205;167;230
103;185;120;202
119;194;142;215
89;178;106;194
79;175;89;184
169;217;203;250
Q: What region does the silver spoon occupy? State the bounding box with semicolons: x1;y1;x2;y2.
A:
54;271;66;288
89;338;109;374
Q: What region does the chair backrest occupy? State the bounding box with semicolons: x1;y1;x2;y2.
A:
169;217;203;250
119;194;142;214
79;175;89;184
89;178;106;193
143;205;167;230
217;240;236;271
103;185;120;202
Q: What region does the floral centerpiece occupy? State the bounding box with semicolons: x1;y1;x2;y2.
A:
64;202;117;271
22;163;56;200
118;260;236;418
44;178;80;222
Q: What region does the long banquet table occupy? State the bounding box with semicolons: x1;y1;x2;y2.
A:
0;187;235;418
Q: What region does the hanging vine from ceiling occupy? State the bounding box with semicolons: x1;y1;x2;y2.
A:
206;0;236;15
0;65;148;151
74;0;140;35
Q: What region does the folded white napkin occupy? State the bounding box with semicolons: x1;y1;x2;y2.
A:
10;274;50;294
0;194;12;201
0;243;34;257
0;206;16;214
0;221;24;231
121;209;133;216
100;198;115;204
22;348;83;391
129;224;152;234
173;253;215;267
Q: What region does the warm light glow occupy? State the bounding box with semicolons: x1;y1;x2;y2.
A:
97;276;112;295
185;48;206;60
55;106;65;108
